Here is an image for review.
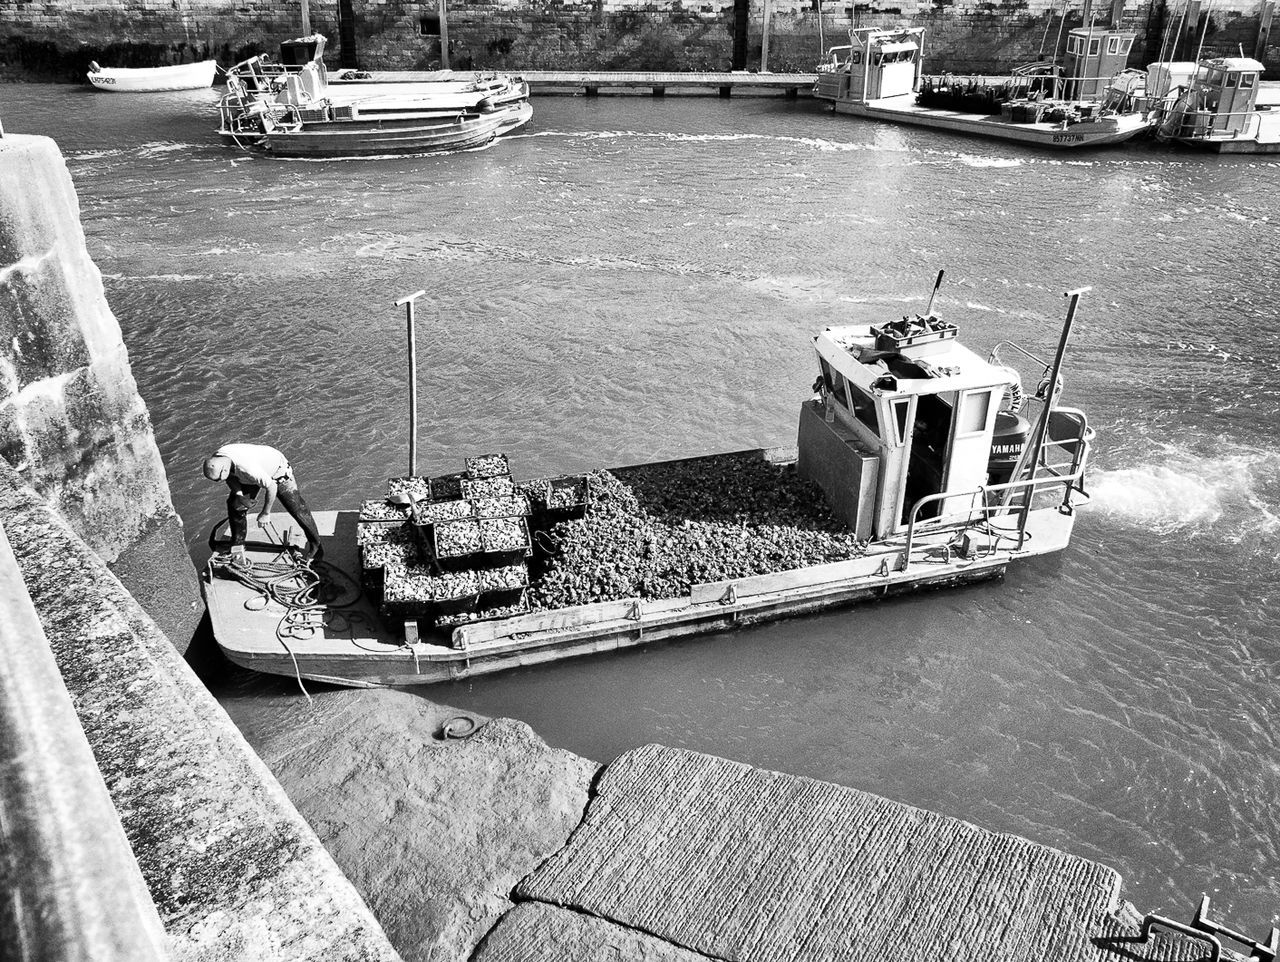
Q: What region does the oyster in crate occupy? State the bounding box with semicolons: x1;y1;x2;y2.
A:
547;475;590;510
480;516;529;553
433;518;483;558
516;478;551;508
429;568;482;602
387;476;431;502
356;521;413;547
361;541;421;570
429;472;466;501
461;476;517;500
478;563;530;592
437;594;530;628
472;495;531;519
417;499;474;525
465;453;511;480
360;498;411;522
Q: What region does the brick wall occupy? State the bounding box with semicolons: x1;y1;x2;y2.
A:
0;0;1274;79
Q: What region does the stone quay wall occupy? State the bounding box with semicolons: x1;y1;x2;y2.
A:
0;132;203;650
1;0;1276;80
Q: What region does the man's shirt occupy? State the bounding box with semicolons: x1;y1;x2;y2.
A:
215;443;292;488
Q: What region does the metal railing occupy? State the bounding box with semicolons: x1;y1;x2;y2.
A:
0;522;168;961
900;427;1091;573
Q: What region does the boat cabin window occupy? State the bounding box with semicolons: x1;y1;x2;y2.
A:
1121;38;1134;54
1226;72;1238;87
819;359;852;410
956;390;992;437
851;50;863;65
1089;38;1101;56
1107;37;1121;54
1067;36;1079;53
1208;68;1225;86
1241;72;1257;88
892;399;911;446
849;384;880;435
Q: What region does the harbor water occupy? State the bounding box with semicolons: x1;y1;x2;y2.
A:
3;84;1278;932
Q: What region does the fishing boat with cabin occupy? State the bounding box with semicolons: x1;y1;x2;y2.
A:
1155;55;1280;152
203;277;1095;688
217;34;532;155
814;26;1153;148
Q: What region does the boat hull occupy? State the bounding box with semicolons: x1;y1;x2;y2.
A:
260;102;532;157
204;451;1078;688
827;96;1153;148
88;60;217;92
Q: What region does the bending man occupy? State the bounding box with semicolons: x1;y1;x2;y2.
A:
202;443;323;561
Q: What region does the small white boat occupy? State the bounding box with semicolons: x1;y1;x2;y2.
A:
87;60;218;93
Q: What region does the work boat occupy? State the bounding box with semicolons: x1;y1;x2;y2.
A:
1155;56;1280;153
814;27;1153;148
217;34;532;156
204;283;1095;688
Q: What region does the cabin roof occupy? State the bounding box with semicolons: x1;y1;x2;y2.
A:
1202;56;1265;72
1066;26;1136;37
816;324;1016;397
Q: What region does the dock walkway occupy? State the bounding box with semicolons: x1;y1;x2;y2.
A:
341;70;819;97
479;745;1215;962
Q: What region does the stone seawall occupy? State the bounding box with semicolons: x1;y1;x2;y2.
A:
0;133;202;651
1;0;1275;79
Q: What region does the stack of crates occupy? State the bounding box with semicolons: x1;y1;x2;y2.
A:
357;454;594;636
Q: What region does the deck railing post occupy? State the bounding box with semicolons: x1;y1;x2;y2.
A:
395;290;427;477
0;522;169;961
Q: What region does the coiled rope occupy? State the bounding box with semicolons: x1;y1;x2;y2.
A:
208;523;362;701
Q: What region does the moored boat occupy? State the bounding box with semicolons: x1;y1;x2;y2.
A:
814;27;1153;149
87;59;218;93
204;281;1095;688
1156;56;1280;153
217;34;532;155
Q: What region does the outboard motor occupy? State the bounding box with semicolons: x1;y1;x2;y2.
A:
987;410;1030;485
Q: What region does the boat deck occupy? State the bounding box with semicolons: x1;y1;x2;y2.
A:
205;499;1074;688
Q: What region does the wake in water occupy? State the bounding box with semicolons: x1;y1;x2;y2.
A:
1090;442;1280;544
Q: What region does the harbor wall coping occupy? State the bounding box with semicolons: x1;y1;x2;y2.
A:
0;132;203;651
0;458;403;962
0;521;169;962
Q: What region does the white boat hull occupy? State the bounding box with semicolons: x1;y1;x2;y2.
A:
88;60;217;92
829;96;1153;148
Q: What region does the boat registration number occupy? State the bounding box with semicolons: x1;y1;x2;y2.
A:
1052;133;1085;143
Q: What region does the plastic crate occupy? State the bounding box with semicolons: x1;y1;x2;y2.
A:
464;453;511;480
870;316;958;354
387;476;431;502
479;517;531;554
429;472;466;501
461;476;517;500
359;498;411;522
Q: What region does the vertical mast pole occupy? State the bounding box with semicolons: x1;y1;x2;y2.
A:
1007;286;1089;546
301;0;312;36
439;0;451;69
396;290;427;477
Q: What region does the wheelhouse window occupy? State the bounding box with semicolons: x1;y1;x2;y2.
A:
956;390;992;436
849;383;880;434
892;399;911;446
1241;73;1257;88
1088;38;1100;56
1106;37;1121;54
